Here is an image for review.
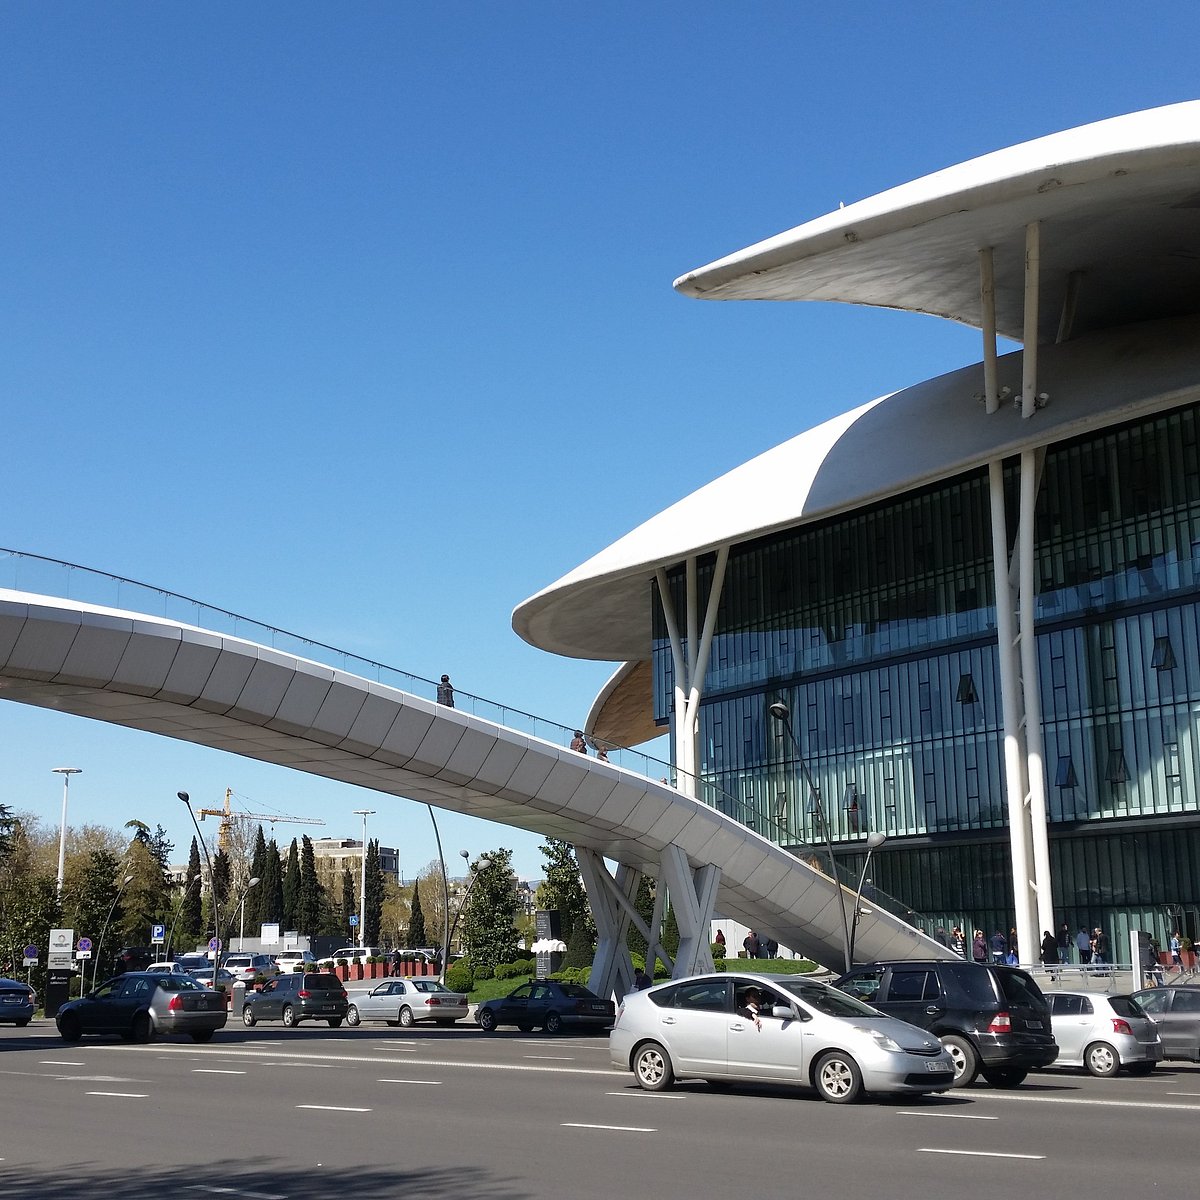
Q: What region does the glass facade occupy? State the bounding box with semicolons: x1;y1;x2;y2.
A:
653;403;1200;948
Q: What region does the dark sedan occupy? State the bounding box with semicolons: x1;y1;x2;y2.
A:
0;977;36;1026
56;971;227;1043
476;980;615;1034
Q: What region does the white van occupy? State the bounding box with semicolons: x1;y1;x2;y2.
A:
329;946;385;962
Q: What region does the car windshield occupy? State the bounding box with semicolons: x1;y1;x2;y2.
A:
780;979;882;1017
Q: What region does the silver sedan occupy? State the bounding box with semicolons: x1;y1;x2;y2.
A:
610;971;955;1103
346;979;469;1028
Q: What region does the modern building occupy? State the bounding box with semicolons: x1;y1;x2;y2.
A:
515;102;1200;962
310;837;400;885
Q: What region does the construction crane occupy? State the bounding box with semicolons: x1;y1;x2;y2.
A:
197;788;325;852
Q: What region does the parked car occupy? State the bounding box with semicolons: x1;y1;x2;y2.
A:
113;946;156;975
241;972;348;1027
835;959;1057;1086
146;961;192;974
188;967;237;990
329;946;385;963
222;953;280;983
273;949;317;972
1130;984;1200;1061
1047;991;1162;1076
610;971;955;1103
476;980;615;1034
347;979;469;1028
55;972;227;1043
176;954;212;973
0;977;37;1026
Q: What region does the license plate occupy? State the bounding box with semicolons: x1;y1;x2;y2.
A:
1026;1020;1043;1029
925;1060;949;1072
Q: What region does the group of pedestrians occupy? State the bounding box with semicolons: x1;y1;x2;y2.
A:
742;930;779;959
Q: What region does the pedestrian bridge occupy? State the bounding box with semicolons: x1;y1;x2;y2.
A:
0;584;944;995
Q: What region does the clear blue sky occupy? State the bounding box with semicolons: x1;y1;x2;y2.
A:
2;3;1196;881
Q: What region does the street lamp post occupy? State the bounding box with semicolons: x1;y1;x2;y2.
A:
51;767;82;898
848;832;888;967
352;809;375;950
233;876;261;950
93;873;135;990
179;792;219;967
768;700;853;974
445;851;493;966
427;805;450;982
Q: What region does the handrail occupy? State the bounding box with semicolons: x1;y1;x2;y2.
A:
0;547;924;932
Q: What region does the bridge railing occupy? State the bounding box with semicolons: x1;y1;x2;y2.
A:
1;547;925;935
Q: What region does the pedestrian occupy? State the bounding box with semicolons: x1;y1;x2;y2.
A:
1075;926;1092;964
990;929;1007;964
1040;930;1059;981
1143;940;1164;986
764;937;778;959
972;929;988;963
1008;927;1019;961
633;965;652;991
1057;923;1071;965
951;926;965;957
743;929;761;959
436;674;455;707
935;926;949;948
570;729;588;754
390;947;403;977
714;928;726;948
595;746;609;762
1170;930;1183;972
1091;926;1109;973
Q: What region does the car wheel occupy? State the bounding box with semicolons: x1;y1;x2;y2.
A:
1085;1041;1120;1078
814;1051;864;1103
327;1017;343;1028
1127;1061;1156;1076
242;1006;257;1027
633;1041;674;1091
131;1012;153;1044
941;1034;979;1086
399;1006;415;1028
478;1008;498;1033
58;1012;82;1042
346;1005;361;1027
191;1030;215;1043
544;1011;563;1035
282;1005;297;1028
981;1067;1027;1087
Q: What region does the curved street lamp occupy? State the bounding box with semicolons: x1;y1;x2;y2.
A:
226;876;261;951
179;792;219;966
848;832;888;967
768;700;853;974
445;851;494;967
92;873;135;990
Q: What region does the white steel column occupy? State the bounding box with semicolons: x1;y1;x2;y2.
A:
979;247;1000;414
1019;448;1055;941
658;844;721;977
577;848;651;1000
989;460;1035;957
1022;222;1041;419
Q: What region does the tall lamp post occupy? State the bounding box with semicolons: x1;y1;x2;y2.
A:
352;809;375;950
768;701;853;974
231;876;261;950
848;832;888;967
445;851;494;967
93;873;135;989
427;805;450;982
52;767;82;898
179;792;219;967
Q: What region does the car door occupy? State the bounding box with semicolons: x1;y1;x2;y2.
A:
84;978;137;1033
255;978;284;1019
879;967;942;1033
363;981;399;1021
726;982;805;1082
1049;993;1086;1062
1156;988;1200;1060
496;984;535;1025
653;979;731;1076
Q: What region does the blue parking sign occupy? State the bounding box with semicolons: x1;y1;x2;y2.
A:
151;924;166;944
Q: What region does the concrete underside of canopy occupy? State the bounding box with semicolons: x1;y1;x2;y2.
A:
0;590;945;970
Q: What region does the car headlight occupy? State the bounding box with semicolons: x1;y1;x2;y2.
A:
856;1026;903;1053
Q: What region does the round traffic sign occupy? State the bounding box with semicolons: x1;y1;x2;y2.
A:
208;937;221;951
23;945;38;959
78;937;92;952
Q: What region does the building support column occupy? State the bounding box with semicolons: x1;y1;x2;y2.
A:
577;848;654;1000
657;844;721;977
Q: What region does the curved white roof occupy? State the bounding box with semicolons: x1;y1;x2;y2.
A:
515;315;1200;660
675;101;1200;343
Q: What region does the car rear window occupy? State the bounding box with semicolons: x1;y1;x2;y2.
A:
945;962;1002;1005
995;968;1047;1008
303;974;343;990
555;983;599;999
1110;996;1145;1018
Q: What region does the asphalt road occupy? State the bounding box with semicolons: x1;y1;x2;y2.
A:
1;1011;1196;1200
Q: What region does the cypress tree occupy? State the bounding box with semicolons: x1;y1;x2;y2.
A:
341;868;356;940
178;837;203;949
281;839;300;932
407;881;427;948
260;838;283;927
365;838;385;945
297;835;323;938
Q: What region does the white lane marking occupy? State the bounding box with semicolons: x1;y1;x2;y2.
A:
897;1110;999;1120
525;1055;574;1061
39;1061;85;1066
296;1104;371;1113
979;1093;1200;1113
184;1186;285;1199
1165;1091;1200;1097
86;1091;148;1098
193;1069;246;1075
918;1149;1045;1160
605;1091;687;1099
562;1122;656;1133
378;1079;442;1085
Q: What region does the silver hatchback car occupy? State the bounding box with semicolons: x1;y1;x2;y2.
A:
1048;991;1162;1076
610;972;955;1103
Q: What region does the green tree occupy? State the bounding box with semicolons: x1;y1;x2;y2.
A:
460;848;519;972
536;839;594;944
296;835;323;938
561;919;593;970
115;834;170;948
364;838;385;945
0;803;16;868
281;839;300;931
259;838;284;927
248;826;268;923
341;869;356;940
406;881;427;948
175;838;203;951
662;902;680;959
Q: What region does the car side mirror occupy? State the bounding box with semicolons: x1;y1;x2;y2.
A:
771;1004;795;1020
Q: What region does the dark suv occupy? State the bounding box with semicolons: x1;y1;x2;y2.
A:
835;959;1057;1087
114;947;156;975
241;972;348;1028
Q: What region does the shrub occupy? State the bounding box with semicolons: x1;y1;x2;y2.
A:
494;961;524;980
711;941;726;960
473;962;494;980
445;958;473;993
550;966;592;986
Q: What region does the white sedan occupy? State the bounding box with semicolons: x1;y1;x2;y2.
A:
346;979;469;1028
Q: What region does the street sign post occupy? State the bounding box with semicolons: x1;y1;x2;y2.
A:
151;923;165;946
